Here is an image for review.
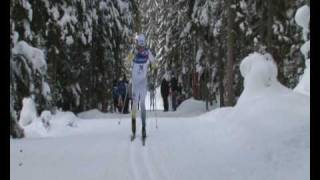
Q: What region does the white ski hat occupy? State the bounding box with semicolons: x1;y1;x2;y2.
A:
137;34;146;47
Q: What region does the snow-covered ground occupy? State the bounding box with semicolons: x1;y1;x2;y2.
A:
10;95;309;180
11;52;309;180
10;92;309;180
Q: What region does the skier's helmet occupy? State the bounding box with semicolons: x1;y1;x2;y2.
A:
137;34;146;47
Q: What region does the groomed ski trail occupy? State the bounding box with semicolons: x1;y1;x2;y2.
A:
128;124;169;180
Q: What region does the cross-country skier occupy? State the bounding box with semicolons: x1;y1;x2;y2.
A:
128;34;156;142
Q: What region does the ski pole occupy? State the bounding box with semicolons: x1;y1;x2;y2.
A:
154;73;158;129
155;91;158;129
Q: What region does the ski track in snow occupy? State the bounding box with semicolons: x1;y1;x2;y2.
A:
127;123;170;180
129;136;164;180
129;138;143;180
145;142;170;180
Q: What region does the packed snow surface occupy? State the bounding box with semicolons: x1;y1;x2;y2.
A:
11;52;309;180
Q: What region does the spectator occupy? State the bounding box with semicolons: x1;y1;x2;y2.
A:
112;79;119;112
161;77;170;112
117;75;129;113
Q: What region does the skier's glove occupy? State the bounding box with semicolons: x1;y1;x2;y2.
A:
151;63;157;70
127;52;134;62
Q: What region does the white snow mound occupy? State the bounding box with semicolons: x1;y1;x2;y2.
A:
23;110;79;138
19;97;38;127
238;52;290;105
199;87;310;180
176;98;206;113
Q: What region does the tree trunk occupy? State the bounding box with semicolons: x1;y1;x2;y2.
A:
204;68;209;111
218;48;225;107
266;1;273;48
224;0;236;106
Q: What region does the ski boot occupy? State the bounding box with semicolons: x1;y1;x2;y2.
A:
131;110;136;141
131;118;136;141
142;125;146;146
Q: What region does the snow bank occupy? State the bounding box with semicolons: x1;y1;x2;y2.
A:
199;89;309;180
23;110;79;138
48;111;78;132
195;52;310;179
237;52;290;105
19;97;37;127
176;98;214;113
77;109;135;119
12;41;47;75
23;117;49;138
18;98;47;137
40;110;52;128
77;109;105;119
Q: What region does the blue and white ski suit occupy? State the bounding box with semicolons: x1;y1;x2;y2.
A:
131;48;155;128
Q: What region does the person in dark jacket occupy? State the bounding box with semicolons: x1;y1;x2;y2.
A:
161;77;170;112
112;79;119;112
117;75;129;114
170;74;178;111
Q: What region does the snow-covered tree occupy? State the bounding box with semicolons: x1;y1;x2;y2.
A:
10;0;135;138
293;3;309;95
